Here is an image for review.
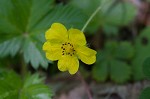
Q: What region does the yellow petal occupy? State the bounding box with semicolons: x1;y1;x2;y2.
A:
76;46;97;64
45;23;68;43
43;42;62;61
68;28;86;46
58;56;79;74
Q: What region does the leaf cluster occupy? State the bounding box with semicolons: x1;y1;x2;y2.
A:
0;0;87;69
92;41;134;83
0;70;52;99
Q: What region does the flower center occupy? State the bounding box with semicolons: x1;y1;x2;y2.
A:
61;42;75;56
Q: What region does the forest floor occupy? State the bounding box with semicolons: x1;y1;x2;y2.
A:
46;73;149;99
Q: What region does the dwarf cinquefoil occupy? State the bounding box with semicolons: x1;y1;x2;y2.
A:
43;23;96;74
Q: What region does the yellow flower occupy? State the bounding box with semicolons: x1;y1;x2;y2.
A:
43;23;97;74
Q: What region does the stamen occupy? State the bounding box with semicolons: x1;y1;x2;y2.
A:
61;42;75;56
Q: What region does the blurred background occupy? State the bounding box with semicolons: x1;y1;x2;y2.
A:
0;0;150;99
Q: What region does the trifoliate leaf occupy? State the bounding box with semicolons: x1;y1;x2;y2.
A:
92;42;133;83
0;0;87;69
110;60;131;83
139;87;150;99
143;57;150;79
132;27;150;80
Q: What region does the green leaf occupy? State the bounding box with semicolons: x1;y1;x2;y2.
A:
0;0;87;69
132;27;150;80
32;4;87;32
110;60;131;83
23;38;48;69
0;70;53;99
139;87;150;99
20;73;52;99
0;37;23;57
21;84;52;99
0;70;22;89
23;73;44;88
92;42;133;83
143;57;150;79
115;41;134;59
0;70;22;99
104;41;118;56
92;61;108;82
101;1;137;26
103;25;119;37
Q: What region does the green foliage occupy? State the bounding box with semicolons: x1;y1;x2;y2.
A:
143;57;150;79
132;27;150;80
139;87;150;99
0;70;52;99
110;60;131;83
0;0;87;69
92;41;134;83
139;57;150;99
70;0;137;34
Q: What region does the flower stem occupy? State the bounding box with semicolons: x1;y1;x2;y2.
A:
77;71;93;99
81;1;106;32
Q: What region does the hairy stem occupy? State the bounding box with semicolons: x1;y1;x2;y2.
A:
81;1;106;32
